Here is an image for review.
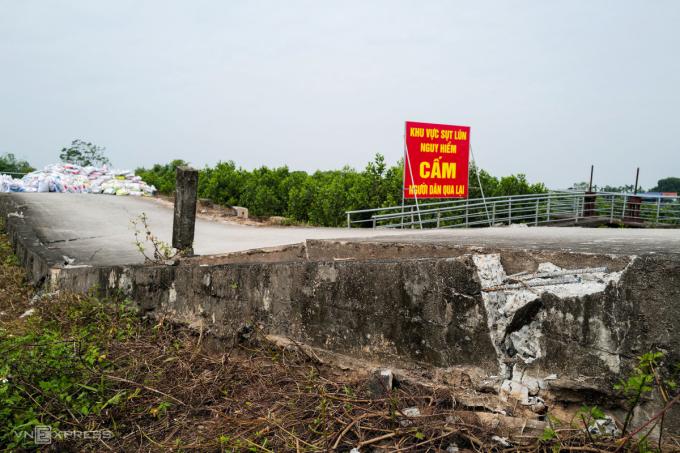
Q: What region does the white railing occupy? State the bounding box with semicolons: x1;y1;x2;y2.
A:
345;192;680;229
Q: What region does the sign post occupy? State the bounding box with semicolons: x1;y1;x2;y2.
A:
403;121;471;227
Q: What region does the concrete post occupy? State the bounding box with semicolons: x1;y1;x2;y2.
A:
172;166;199;255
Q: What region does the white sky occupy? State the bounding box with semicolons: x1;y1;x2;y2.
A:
1;1;679;188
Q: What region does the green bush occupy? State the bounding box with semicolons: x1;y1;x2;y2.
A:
0;297;136;449
0;153;34;175
135;159;188;195
135;154;547;227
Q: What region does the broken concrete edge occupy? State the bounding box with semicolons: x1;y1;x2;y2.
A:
0;194;71;286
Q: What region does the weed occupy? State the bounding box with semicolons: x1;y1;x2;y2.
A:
131;212;178;263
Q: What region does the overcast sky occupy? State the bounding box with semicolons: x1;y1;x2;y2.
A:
1;1;678;188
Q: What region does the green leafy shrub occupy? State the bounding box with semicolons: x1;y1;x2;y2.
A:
135;154;547;226
0;297;137;449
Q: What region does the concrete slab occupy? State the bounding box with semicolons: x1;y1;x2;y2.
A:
1;193;413;266
345;225;680;256
2;193;679;268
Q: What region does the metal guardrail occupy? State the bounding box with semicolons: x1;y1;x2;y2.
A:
346;192;680;229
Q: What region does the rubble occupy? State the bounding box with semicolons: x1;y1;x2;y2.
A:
474;253;629;422
399;407;421;426
367;368;394;396
1;163;156;196
588;415;621;437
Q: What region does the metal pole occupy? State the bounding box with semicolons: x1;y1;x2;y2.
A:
403;127;423;229
508;199;512;224
470;145;491;226
588;165;594;192
436;211;441;228
535;199;539;226
656;197;661;225
492;201;496;225
347;212;351;228
610;195;615;223
634;167;640;195
400;132;406;229
621;195;627;219
546;194;551;222
465;204;469;227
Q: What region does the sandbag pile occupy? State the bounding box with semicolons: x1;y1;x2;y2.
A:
1;163;156;196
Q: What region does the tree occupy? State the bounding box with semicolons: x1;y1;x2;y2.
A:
135;159;188;195
0;153;34;174
59;139;110;167
652;177;680;193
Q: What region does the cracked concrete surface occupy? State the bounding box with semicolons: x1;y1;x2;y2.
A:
473;253;629;378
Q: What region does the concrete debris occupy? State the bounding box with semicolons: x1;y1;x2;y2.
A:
446;444;460;453
349;448;360;453
492;435;511;447
402;407;421;417
19;308;35;318
500;380;529;404
400;407;421;426
530;400;547;414
589;415;621;437
367;369;393;396
522;376;540;396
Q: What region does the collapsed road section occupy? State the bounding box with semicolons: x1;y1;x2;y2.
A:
1;193;679;437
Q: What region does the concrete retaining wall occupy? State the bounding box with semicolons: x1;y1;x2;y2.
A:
2;194;679;435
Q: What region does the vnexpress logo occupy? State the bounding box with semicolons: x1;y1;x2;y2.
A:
33;425;52;445
16;425;114;445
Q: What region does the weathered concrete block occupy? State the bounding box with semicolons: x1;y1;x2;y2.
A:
172;166;198;254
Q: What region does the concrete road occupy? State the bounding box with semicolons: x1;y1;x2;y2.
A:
351;225;680;255
6;194;415;266
4;193;679;266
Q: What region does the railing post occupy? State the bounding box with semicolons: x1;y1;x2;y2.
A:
172;166;199;256
656;197;661;225
546;195;551;222
372;217;376;229
610;195;615;223
492;202;496;225
347;212;351;228
436;211;441;228
621;195;627;219
508;199;512;225
465;204;469;227
535;199;539;226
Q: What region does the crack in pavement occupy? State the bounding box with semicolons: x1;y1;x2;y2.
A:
45;236;103;244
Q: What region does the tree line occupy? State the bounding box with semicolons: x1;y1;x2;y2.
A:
4;141;678;227
136;155;548;227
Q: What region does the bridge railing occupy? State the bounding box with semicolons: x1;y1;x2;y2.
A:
345;192;680;229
